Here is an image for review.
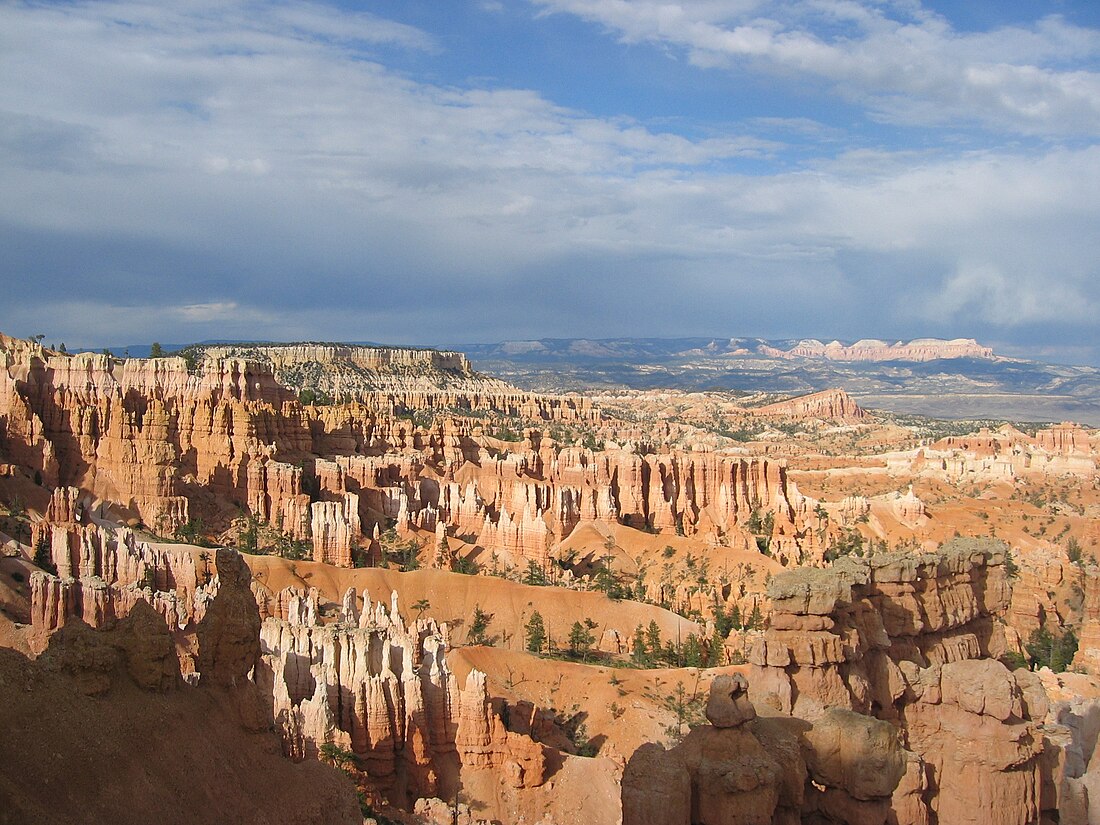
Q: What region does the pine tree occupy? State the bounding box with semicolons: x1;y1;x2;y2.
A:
707;629;725;666
523;560;548;586
525;611;546;654
646;620;663;659
664;640;678;667
682;633;703;667
33;534;57;576
568;620;595;659
631;624;648;665
746;603;763;631
468;604;492;645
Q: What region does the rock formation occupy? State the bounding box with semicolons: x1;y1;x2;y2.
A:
201;342;597;422
196;547;261;687
622;675;907;825
28;509;209;635
257;585;552;806
310;493;360;567
750;388;867;421
761;337;995;362
5;330;1100;825
746;539;1066;824
1;336;803;571
914;425;1098;482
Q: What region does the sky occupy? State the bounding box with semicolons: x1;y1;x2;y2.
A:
2;1;1100;363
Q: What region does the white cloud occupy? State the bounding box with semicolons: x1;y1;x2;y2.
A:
925;262;1096;326
270;4;438;52
530;1;1100;135
174;301;273;323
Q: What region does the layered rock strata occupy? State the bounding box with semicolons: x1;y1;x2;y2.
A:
746;539;1063;825
201;342;597;422
25;538;555;813
1;546;362;825
2;338;803;570
905;425;1098;481
29;496;209;635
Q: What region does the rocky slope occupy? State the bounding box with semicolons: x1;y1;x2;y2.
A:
749;388;866;421
19;510;1100;825
0;553;361;825
0;334;811;575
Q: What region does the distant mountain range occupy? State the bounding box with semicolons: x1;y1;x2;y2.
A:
466;336;995;363
463;337;1100;425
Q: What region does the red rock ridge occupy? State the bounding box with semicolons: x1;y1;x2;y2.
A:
749;388;866;421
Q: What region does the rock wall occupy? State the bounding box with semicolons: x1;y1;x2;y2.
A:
0;339;602;557
311;493;360;567
25;537;555;813
29;501;210;635
0;341;315;532
1073;568;1100;675
355;442;799;564
745;539;1062;825
203;343;477;375
1;544;363;825
914;425;1098;481
0;336;821;572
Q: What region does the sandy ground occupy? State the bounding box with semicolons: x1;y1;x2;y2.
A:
245;553;704;650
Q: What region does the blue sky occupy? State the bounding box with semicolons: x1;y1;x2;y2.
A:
2;1;1100;363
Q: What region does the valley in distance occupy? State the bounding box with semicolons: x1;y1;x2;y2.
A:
3;330;1100;825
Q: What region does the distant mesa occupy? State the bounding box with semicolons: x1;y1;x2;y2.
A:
191;340;522;401
470;335;997;364
499;340;548;355
749;388;866;421
199;341;478;378
760;337;995;362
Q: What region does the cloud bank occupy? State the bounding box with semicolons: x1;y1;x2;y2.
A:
0;1;1097;361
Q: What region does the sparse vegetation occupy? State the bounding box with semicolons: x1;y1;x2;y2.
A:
174;518;214;547
522;560;548;586
33;534;57;575
1025;626;1079;673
